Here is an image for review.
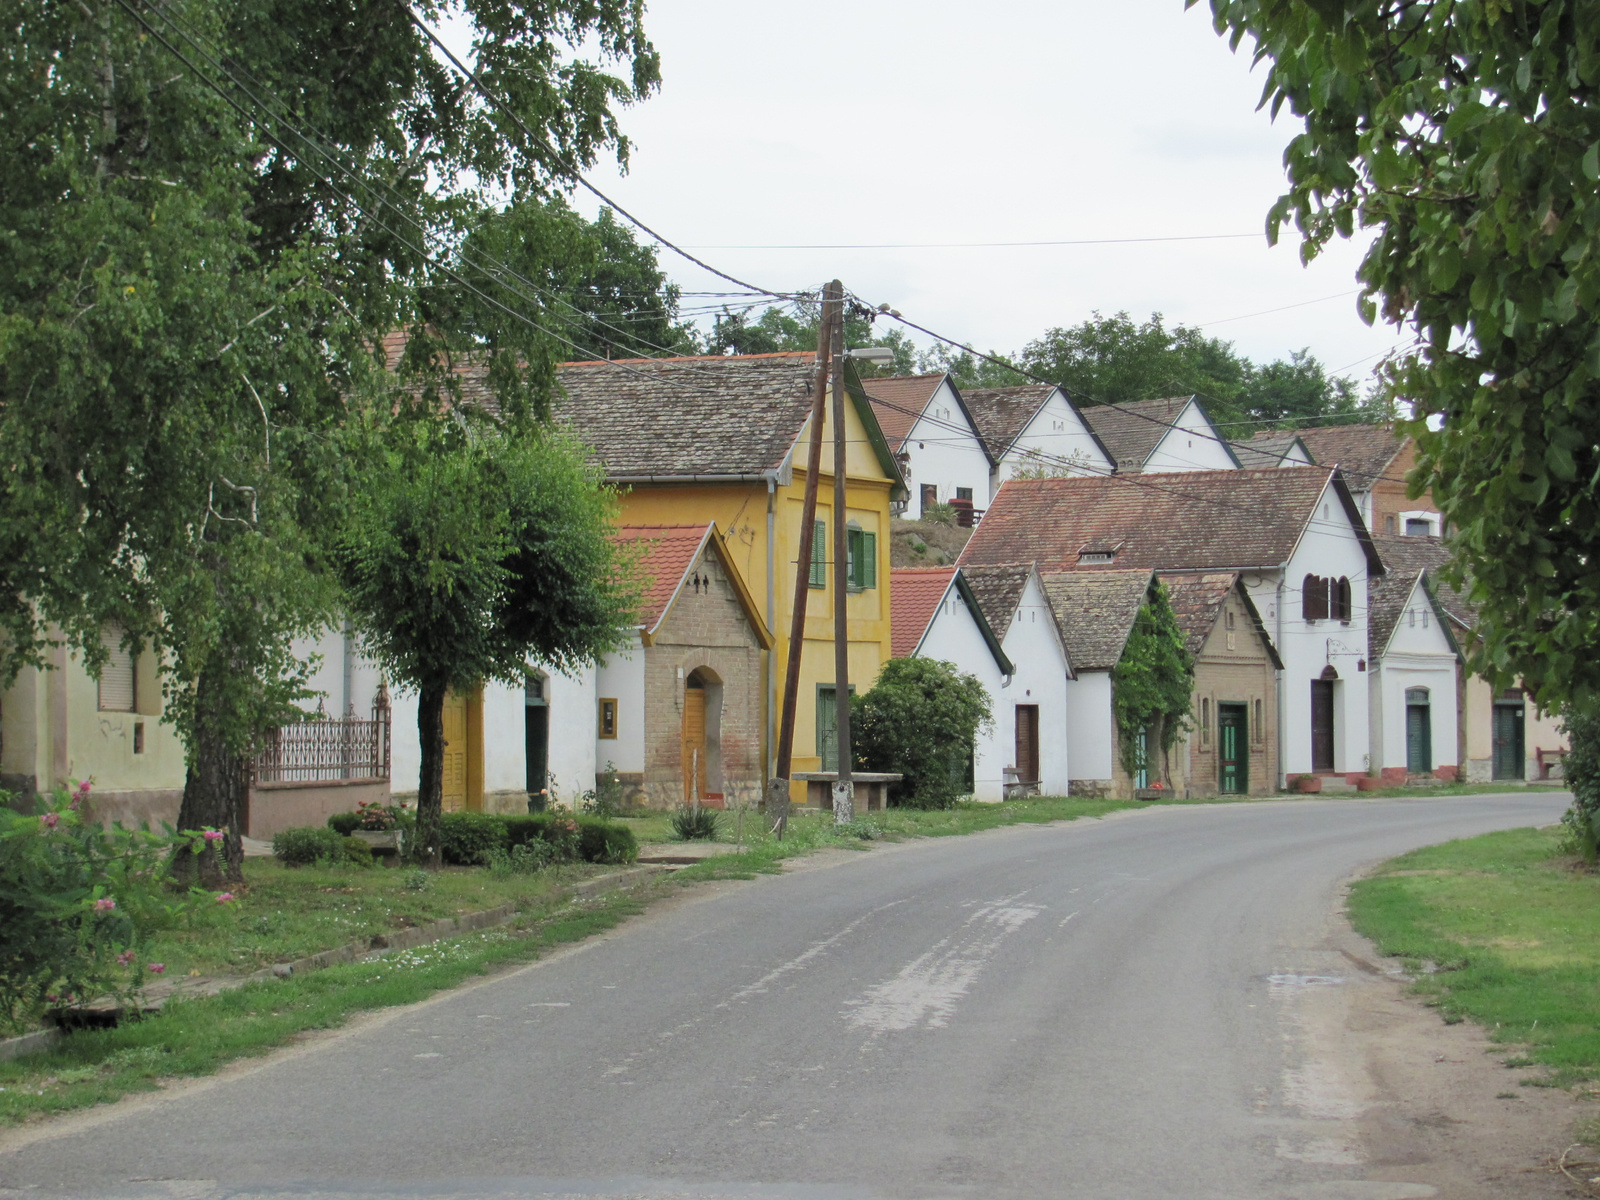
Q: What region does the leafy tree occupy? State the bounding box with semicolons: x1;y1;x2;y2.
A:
702;302;918;375
851;657;993;809
1111;583;1193;787
339;422;636;866
1195;1;1600;707
0;1;660;879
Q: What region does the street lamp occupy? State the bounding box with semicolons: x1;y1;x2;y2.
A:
846;345;895;369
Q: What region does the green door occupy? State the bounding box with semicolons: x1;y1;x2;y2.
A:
1405;705;1431;774
1218;704;1247;794
1493;702;1525;780
816;685;855;772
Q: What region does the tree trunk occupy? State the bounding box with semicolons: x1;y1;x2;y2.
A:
415;680;446;868
173;671;246;886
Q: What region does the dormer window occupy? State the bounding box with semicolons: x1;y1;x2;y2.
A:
1078;551;1115;565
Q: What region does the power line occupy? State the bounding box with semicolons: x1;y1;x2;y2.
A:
681;233;1265;250
1195;290;1361;328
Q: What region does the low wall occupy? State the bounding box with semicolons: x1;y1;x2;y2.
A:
81;788;182;831
247;779;389;840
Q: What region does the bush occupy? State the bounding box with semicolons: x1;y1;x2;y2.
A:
671;805;721;841
852;657;992;809
579;817;639;864
0;782;199;1033
503;813;580;861
838;819;883;841
327;812;362;836
437;812;510;865
1561;703;1599;859
272;825;349;867
341;836;375;868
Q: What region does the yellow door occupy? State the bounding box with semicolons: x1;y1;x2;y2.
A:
682;685;707;803
442;691;468;812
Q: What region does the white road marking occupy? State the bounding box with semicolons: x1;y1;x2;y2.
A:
722;901;904;1006
1058;911;1080;928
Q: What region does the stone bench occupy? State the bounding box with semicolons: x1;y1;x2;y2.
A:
791;772;903;813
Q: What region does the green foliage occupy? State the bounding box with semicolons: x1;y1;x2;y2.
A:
0;784;201;1033
1196;0;1600;707
838;819;883;841
402;869;431;893
271;826;348;868
580;763;627;818
700;302;917;375
1561;704;1600;859
1111;583;1194;783
437;811;633;865
326;813;362;836
851;657;993;809
503;813;581;862
436;813;511;867
578;817;639;864
671;806;722;841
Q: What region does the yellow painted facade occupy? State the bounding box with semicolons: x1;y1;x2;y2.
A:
611;384;899;796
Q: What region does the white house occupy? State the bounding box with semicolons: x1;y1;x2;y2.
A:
1232;432;1314;469
1365;564;1461;783
862;373;995;519
962;384;1116;491
960;467;1383;785
1080;395;1240;475
889;567;1015;801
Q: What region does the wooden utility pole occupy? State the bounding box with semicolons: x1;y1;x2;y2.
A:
767;280;842;837
830;297;855;824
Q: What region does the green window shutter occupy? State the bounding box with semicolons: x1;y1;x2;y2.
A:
809;520;827;589
845;526;860;590
862;531;877;589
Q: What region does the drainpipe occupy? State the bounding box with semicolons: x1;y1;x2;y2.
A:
765;474;776;785
1276;572;1287;790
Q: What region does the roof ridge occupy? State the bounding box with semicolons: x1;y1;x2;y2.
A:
561;351;813;367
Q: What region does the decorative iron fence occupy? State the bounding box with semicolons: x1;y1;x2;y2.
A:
253;685;391;785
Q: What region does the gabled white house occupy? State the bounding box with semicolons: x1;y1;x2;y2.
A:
1080;395;1240;475
959;563;1074;798
962;384;1116;491
863;373;995;519
1365;564;1461;783
890;567;1015;801
960;466;1384;785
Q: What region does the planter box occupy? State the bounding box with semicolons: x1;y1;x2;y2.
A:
1292;775;1323;794
351;829;403;858
1354;776;1383;792
1133;788;1170;801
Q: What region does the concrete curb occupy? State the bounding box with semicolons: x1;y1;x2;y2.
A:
0;862;667;1063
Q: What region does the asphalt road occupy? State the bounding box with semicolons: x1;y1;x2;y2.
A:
0;792;1569;1200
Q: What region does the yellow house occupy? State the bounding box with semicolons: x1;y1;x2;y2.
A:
554;351;907;797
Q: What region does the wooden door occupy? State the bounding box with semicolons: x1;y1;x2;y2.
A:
1310;681;1335;772
683;683;707;802
1015;704;1040;786
1406;703;1432;775
442;690;468;812
1493;703;1525;780
1218;704;1247;794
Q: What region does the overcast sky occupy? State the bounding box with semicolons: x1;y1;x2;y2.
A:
472;1;1412;381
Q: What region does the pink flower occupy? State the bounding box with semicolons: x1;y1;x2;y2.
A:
93;897;116;912
216;892;235;904
117;950;135;966
75;781;91;796
148;963;165;975
39;813;59;831
202;829;224;842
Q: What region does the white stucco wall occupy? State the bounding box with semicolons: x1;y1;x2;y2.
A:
1000;573;1072;796
1242;481;1373;779
901;380;993;519
916;582;1009;802
1142;401;1239;474
997;390;1115;485
1066;670;1115;783
1369;599;1459;774
595;637;647;774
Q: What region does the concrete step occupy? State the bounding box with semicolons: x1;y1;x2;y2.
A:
1318;776;1357;793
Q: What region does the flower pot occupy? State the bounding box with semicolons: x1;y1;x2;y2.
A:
1355;776;1383;792
1293;775;1323;794
1133;788;1168;801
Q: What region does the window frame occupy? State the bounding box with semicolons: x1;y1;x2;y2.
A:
597;697;618;740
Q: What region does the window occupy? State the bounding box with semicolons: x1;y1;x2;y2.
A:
1201;698;1211;745
97;626;135;712
1225;609;1236;631
1253;698;1264;744
1302;574;1329;621
845;525;878;590
920;483;938;510
1406;687;1430;704
809;520;827;589
133;722;145;755
1385;514;1398;534
1051;419;1065;432
1334;577;1352;622
1078;551;1115;566
597;698;618;739
955;487;973;502
1405;517;1433;537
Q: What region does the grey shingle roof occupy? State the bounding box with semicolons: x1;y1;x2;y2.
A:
1158;571;1237;656
1079;396;1196;472
960;385;1057;457
1291;424;1405;489
1232;433;1312;469
960;563;1032;642
553;353;818;478
1370;533;1475;641
1039;569;1154;671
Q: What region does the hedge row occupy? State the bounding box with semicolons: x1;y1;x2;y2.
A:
317;809;637;867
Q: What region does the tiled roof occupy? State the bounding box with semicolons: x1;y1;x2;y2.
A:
1232;432;1311;469
890;567;956;658
1039;570;1154;671
958;563;1031;643
961;385;1057;457
1157;571;1238;656
1371;533;1476;633
1291;423;1404;489
556;353;818;478
863;374;946;452
1079;396;1197;472
960;467;1380;574
612;525;714;632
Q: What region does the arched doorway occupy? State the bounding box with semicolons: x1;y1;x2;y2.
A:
682;668;724;806
1311;666;1338;773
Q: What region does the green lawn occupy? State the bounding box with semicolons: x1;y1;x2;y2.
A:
1347;825;1600;1085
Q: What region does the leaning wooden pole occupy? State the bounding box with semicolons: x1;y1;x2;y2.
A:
768;280;841;838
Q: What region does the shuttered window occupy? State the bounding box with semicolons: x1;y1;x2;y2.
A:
809;520;827;589
846;526;878;591
98;627;135;712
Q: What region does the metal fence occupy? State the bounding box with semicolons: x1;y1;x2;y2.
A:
253;686;391;785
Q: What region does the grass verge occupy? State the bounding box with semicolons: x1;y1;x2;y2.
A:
1347;825;1600;1086
0;887;647;1126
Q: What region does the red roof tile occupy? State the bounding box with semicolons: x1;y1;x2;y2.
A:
890;567;957;658
612;525;714;632
1289;424;1405;488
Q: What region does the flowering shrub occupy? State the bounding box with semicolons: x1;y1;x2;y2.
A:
0;783;203;1033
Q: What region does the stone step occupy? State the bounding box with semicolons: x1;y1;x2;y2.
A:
1318;776;1357;793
